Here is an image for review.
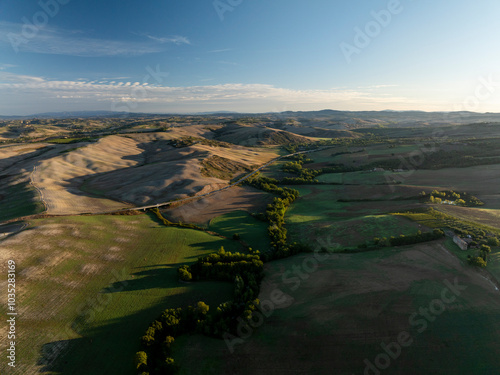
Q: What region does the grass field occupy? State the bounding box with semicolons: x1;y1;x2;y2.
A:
304;144;421;166
173;242;500;374
0;214;240;375
208;210;270;252
401;164;500;208
316;172;343;184
317;171;399;185
285;185;422;247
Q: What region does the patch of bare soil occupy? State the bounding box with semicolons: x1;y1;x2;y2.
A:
85;142;276;207
163;186;272;225
201;155;251;180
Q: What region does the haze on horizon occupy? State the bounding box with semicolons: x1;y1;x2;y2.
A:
1;0;500;116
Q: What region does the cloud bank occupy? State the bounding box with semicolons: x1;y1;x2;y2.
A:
0;72;423;115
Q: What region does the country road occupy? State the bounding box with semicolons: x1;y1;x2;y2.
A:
2;146;331;226
122;147;329;213
30;164;48;213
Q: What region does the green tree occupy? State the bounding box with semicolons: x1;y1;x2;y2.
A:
196;301;209;315
487;237;500;247
469;256;487;267
134;351;148;372
177;265;192;281
481;244;492;253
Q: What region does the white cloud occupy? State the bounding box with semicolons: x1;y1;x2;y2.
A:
207;48;232;53
0;72;430;115
142;34;191;45
0;64;17;70
0;22;190;57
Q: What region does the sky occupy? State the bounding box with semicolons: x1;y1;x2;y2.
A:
1;0;500;115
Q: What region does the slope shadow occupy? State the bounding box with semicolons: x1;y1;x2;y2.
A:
37;278;232;375
63;140;190;207
0;145;55;174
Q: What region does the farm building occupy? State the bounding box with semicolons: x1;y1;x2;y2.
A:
453;235;469;250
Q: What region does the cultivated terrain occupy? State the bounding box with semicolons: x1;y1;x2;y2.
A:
1;111;500;375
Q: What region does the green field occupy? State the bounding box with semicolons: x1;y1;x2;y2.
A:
365;144;421;155
316;172;343;184
284;185;421;247
173;242;500;374
317;170;399;185
0;214;239;375
208;210;270;252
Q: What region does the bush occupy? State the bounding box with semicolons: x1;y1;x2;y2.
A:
162;336;175;358
177;265;192;281
481;244;492;253
469;256;487;267
487;237;500;247
135;351;148;372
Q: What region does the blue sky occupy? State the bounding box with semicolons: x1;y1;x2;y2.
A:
1;0;500;115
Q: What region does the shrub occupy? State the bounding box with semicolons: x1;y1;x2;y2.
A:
469;256;487;267
487;237;500;247
135;351;148;372
481;244;492;253
177;265;192;281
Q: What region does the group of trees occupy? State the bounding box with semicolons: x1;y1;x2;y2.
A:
179;247;264;283
468;244;492;268
135;301;210;374
373;229;445;248
281;159;321;183
138;247;265;374
281;154;349;184
245;174;311;259
245;173;300;251
422;190;484;207
264;189;300;259
280;154;369;185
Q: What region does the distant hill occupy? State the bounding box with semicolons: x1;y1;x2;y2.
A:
2;109;500;128
271;110;500;129
212;123;315;146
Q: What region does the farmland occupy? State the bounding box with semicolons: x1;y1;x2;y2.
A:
173;243;500;374
1;114;500;374
208;210;270;252
0;214;239;375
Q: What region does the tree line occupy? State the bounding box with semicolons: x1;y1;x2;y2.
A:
245;173;310;259
373;229;445;248
136;247;265;375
